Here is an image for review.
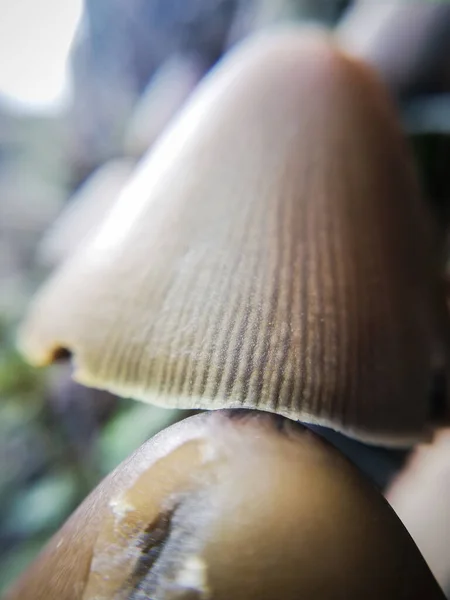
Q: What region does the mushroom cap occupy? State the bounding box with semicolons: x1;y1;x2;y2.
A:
3;411;445;600
18;27;448;445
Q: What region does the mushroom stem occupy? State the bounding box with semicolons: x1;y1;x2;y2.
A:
3;411;445;600
337;1;450;100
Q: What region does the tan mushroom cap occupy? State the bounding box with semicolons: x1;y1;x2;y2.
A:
4;411;445;600
18;27;449;446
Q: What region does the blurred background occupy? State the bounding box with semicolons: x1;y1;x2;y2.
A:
1;0;450;595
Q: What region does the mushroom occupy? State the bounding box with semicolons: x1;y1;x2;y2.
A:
3;410;446;600
18;27;449;447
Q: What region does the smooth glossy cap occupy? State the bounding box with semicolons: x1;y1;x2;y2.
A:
4;411;445;599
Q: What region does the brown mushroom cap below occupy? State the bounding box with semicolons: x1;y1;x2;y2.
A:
18;27;450;446
3;411;445;600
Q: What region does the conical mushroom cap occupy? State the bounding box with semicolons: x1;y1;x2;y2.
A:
18;28;448;445
4;411;445;600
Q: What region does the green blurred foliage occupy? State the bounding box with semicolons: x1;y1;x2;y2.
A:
98;402;183;474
